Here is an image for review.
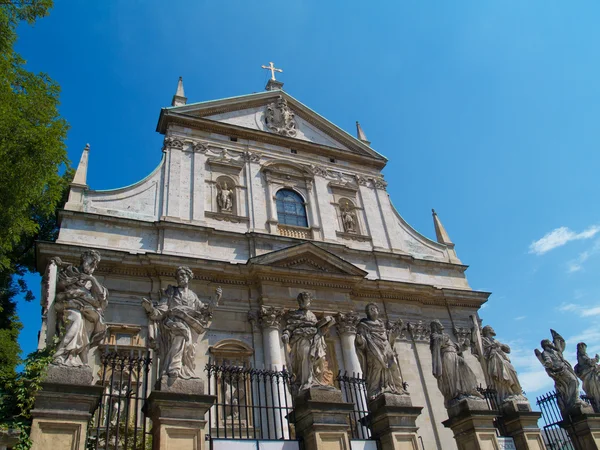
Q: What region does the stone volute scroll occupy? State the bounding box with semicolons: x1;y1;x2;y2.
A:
141;266;222;391
575;342;600;412
355;303;408;400
282;292;336;394
265;95;297;137
46;250;108;382
534;329;590;416
429;319;483;407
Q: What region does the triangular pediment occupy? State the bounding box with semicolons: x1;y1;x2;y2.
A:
158;90;386;162
248;242;368;277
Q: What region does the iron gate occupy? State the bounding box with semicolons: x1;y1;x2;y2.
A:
86;352;153;450
336;372;371;440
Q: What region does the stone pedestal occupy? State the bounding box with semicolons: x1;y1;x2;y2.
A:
30;366;103;450
146;388;216;450
562;413;600;450
442;398;501;450
290;387;354;450
499;400;545;450
367;393;423;450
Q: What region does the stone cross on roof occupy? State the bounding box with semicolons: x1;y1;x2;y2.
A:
261;61;283;81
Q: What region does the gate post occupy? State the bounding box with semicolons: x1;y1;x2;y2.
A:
367;393;423;450
442;398;501;450
563;413;600;450
290;388;354;450
30;367;103;450
146;389;216;450
499;401;546;450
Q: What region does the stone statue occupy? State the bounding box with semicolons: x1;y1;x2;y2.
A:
51;250;108;367
480;325;524;403
430;320;483;407
535;329;586;415
575;342;600;412
341;204;356;233
216;181;233;213
282;292;335;394
355;303;408;399
141;266;222;383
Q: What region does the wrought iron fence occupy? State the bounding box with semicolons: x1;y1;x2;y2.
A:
86;352;153;450
337;372;371;440
476;386;508;437
535;390;584;450
205;362;295;441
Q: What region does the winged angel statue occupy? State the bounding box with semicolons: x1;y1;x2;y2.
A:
535;329;587;415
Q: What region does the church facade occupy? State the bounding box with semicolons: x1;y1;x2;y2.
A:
35;74;507;450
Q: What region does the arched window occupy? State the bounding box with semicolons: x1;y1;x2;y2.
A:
276;189;308;227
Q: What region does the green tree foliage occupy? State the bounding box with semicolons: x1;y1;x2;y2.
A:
0;0;70;376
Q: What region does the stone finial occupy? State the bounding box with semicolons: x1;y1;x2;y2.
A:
258;305;285;329
356;121;371;145
171;76;187;107
432;209;454;246
71;143;90;187
336;312;360;335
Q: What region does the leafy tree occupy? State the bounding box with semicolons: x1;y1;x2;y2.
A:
0;0;70;377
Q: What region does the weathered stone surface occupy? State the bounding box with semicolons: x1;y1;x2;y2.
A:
44;364;93;385
368;393;423;450
157;376;204;394
575;341;600;413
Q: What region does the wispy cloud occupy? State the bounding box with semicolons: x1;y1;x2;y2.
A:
514;316;526;321
559;302;600;317
529;226;600;255
567;239;600;273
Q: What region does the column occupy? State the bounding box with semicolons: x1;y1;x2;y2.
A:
30;366;103;450
258;305;289;439
146;391;216;450
336;312;361;376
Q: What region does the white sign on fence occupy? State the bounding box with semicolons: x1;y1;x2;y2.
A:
498;437;516;449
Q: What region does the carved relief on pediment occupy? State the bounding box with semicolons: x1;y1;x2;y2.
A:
265;95;297;137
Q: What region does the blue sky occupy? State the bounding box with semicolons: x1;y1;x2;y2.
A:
14;1;600;401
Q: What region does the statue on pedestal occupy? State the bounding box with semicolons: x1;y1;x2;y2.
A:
217;181;233;213
51;250;108;368
535;329;586;415
142;266;221;383
575;342;600;412
430;320;483;407
355;303;408;399
282;292;335;394
480;325;524;403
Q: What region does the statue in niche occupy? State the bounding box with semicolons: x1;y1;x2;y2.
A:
355;303;408;399
51;250;108;367
479;325;525;403
430;320;483;407
340;202;357;233
265;95;297;137
282;292;335;394
142;266;222;383
535;329;586;415
216;181;233;213
575;342;600;412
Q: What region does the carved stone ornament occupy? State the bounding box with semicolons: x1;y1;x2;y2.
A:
243;151;261;163
50;250;108;368
407;321;430;342
265;95;297;137
355;303;408;399
535;329;590;416
430;320;483;407
163;136;184;150
336;312;360;335
282;292;335;394
372;178;387;190
193;141;208;153
356;175;368;186
141;266;222;381
311;165;329;177
575;342;600;412
453;326;472;349
258;305;285;329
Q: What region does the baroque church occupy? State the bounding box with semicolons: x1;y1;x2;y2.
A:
31;66;544;450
